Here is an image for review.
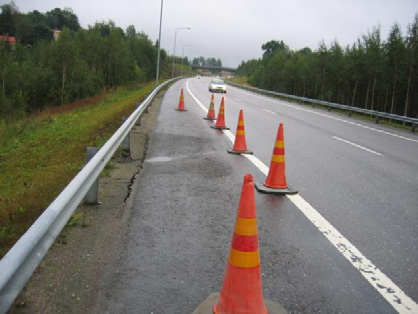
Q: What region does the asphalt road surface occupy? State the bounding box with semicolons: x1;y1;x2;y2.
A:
97;78;418;313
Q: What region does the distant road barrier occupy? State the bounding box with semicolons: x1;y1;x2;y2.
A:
227;81;418;132
0;78;178;313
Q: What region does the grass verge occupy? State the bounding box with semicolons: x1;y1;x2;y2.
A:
0;82;155;258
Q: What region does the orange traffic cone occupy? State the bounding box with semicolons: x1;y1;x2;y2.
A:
214;174;267;314
255;123;297;195
228;110;253;154
192;175;287;314
203;94;216;120
175;88;187;111
210;97;230;130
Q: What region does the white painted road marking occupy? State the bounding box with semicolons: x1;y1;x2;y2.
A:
262;108;276;115
186;80;418;313
232;87;418;144
333;136;384;156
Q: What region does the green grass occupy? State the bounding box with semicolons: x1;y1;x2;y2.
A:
0;82;155;257
227;76;251;86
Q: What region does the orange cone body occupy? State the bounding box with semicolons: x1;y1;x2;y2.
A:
264;123;288;189
213;97;227;128
176;88;187;111
230;110;251;152
214;174;267;314
204;94;216;120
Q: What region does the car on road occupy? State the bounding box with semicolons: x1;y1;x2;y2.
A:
196;75;201;79
209;78;227;93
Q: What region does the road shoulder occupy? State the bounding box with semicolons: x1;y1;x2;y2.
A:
8;90;166;314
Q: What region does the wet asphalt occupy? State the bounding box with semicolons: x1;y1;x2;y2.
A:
98;78;418;313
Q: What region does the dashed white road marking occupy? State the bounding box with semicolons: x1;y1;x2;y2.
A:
262;108;276;115
186;80;418;313
333;136;383;156
231;86;418;144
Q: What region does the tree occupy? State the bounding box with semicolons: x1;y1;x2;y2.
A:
0;2;19;36
126;25;136;38
362;27;383;110
405;14;418;117
53;27;77;104
45;8;80;31
385;23;405;114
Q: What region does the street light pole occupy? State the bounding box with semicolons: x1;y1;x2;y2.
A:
171;27;191;78
155;0;164;86
181;44;193;77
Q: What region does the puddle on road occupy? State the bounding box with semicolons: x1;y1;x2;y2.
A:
146;156;173;163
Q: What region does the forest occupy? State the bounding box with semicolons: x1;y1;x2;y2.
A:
0;3;173;124
237;14;418;118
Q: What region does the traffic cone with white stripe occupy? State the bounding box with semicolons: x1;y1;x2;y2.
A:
204;94;216;120
255;123;297;195
192;174;287;314
228;109;253;154
210;97;230;130
175;88;187;111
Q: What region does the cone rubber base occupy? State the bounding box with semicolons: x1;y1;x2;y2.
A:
175;109;188;111
227;149;253;155
210;125;230;130
203;117;216;120
192;293;288;314
255;182;298;195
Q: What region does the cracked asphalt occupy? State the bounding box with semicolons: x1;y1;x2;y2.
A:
94;79;410;313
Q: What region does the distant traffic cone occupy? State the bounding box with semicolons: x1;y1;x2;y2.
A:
175;88;187;111
192;175;288;314
210;97;230;130
203;94;216;120
255;123;297;195
227;110;253;154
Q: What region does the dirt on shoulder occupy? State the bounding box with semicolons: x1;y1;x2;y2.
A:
8;89;167;314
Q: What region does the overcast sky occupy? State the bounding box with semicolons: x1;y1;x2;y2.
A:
6;0;418;67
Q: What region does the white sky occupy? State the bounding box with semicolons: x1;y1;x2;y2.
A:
6;0;418;67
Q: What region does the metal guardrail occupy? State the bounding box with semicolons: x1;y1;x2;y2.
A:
227;81;418;132
0;78;177;313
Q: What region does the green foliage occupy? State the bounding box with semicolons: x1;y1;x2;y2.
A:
0;3;169;124
237;14;418;118
191;56;222;67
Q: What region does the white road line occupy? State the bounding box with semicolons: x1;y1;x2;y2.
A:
186;80;418;313
263;108;276;115
231;87;418;144
333;136;384;156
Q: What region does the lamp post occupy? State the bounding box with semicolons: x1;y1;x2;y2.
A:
181;44;193;77
155;0;164;86
171;27;191;78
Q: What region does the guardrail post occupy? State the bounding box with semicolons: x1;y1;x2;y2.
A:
348;110;352;117
121;117;130;158
375;115;380;124
84;147;100;205
412;123;416;133
135;103;141;126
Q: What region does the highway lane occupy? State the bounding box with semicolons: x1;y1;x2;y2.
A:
98;78;417;313
187;77;418;309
